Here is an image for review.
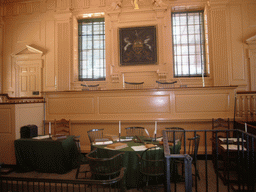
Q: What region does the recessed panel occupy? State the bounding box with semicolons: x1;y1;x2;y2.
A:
175;93;230;113
30;75;36;90
21;76;28;91
0;108;12;134
99;95;170;114
21;67;28;73
48;97;94;114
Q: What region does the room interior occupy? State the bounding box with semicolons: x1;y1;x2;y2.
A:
0;0;256;190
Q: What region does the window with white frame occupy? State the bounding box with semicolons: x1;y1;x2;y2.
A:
78;18;105;81
172;11;206;77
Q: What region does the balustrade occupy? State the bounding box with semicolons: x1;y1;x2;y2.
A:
236;91;256;121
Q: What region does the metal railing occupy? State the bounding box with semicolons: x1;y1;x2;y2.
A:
0;167;125;192
1;128;255;192
162;128;256;192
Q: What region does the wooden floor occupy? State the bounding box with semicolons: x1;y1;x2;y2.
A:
1;160;244;192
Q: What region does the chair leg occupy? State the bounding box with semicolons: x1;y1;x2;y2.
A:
75;164;80;179
195;168;200;180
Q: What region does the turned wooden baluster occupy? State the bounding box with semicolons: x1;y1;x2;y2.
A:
247;95;251;121
253;95;256;121
241;95;246;120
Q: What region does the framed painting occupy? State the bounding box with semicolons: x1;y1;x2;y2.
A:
119;26;157;66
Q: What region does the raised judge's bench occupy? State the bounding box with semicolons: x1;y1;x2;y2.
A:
43;86;237;153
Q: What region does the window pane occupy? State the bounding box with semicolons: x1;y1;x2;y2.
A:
78;18;105;81
172;11;205;77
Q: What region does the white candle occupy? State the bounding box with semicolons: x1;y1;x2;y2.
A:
245;123;247;132
119;121;121;134
49;122;51;135
122;74;125;88
145;129;149;136
154;121;157;135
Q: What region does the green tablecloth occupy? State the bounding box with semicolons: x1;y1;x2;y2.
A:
93;137;181;188
14;136;79;174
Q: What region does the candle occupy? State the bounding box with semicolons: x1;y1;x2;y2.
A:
49;122;51;135
154;121;157;135
245;123;247;132
119;121;121;134
145;129;149;136
122;74;125;88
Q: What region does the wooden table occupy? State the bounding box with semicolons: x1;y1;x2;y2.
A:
14;136;79;174
217;137;247;184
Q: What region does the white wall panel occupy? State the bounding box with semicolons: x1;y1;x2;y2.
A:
210;8;229;86
230;5;246;86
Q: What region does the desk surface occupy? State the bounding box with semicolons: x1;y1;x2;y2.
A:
15;136;79;174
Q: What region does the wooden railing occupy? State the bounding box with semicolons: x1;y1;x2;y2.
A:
0;94;44;104
235;91;256;122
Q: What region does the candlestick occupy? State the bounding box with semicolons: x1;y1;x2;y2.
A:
245;123;247;132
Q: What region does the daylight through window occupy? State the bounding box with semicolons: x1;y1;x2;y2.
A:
172;11;206;77
78;18;105;81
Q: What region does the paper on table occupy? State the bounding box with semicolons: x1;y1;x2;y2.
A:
93;141;113;145
120;138;133;142
221;144;247;151
156;137;163;141
131;145;147;151
131;145;161;151
32;135;50;139
219;138;246;143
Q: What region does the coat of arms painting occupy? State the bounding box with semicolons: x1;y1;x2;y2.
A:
119;26;157;66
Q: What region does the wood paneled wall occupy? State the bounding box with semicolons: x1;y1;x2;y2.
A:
44;86;237;152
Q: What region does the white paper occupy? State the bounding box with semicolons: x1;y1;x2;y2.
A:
93;141;113;145
120;138;133;142
32;135;50;139
156;137;163;141
219;138;246;143
221;144;247;151
131;145;147;151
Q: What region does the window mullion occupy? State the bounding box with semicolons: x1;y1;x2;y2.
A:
186;12;190;77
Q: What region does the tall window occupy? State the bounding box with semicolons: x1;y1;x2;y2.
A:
78;18;105;81
172;11;206;77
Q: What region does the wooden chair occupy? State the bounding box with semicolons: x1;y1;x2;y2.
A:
125;127;145;137
165;127;185;144
86;148;124;180
212;118;231;139
53;119;71;136
73;136;90;179
87;129;104;144
137;146;165;189
211;118;231;173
